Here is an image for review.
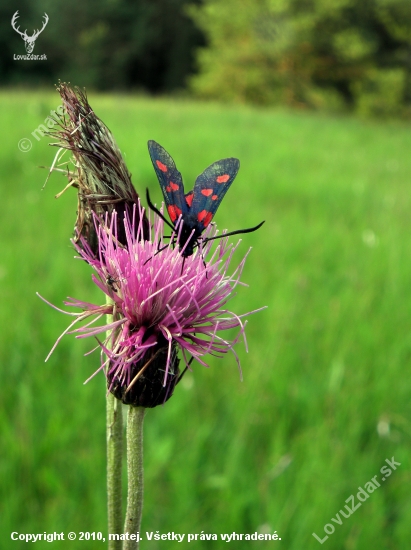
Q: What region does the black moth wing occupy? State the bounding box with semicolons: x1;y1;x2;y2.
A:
147;140;188;224
191;157;240;231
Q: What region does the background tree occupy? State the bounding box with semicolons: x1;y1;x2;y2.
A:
1;0;204;93
2;0;410;117
189;0;411;117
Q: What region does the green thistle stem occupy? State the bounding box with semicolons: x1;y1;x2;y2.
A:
124;406;145;550
106;299;123;550
107;393;123;549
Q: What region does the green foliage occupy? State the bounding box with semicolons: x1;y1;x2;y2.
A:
354;67;406;117
2;0;410;117
1;0;203;93
2;91;411;548
190;0;411;117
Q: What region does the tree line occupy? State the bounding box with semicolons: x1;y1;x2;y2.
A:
1;0;410;117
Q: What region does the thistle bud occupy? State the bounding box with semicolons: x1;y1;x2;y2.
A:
48;82;149;253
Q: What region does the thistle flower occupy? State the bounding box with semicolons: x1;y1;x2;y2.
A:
47;82;149;252
41;202;263;408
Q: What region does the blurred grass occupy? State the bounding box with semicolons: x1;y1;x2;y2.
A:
1;89;411;549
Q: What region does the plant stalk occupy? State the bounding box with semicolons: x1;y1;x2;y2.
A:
123;406;145;550
106;298;123;550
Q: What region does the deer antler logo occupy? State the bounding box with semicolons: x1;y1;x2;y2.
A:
11;11;49;54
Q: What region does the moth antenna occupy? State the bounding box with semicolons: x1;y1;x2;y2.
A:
203;220;265;244
146;188;175;231
143;242;173;265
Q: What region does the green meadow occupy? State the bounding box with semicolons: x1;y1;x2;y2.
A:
1;90;411;549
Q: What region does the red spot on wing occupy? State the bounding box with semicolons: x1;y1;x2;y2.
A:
203;212;213;227
197;210;207;222
166;181;180;192
197;210;213;227
156;160;168;172
185;192;193;207
201;188;213;196
167;204;182;223
212;194;218;200
216;174;230;183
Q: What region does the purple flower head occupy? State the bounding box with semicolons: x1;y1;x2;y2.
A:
41;202;264;408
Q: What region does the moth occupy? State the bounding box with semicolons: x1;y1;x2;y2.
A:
146;140;264;257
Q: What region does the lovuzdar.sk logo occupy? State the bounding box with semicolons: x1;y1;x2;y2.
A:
12;10;48;60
